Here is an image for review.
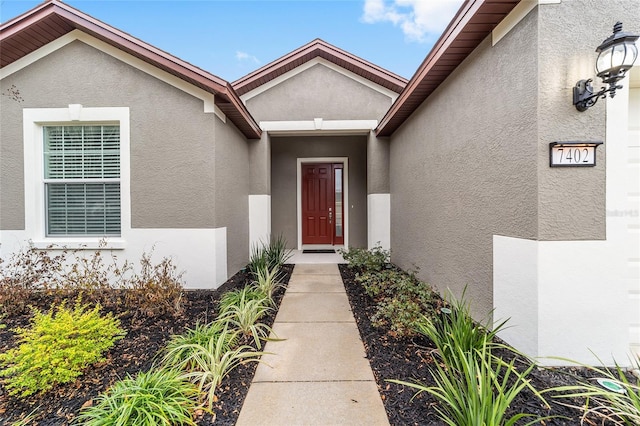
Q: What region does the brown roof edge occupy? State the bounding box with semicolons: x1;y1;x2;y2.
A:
376;0;520;137
1;0;261;138
232;38;408;96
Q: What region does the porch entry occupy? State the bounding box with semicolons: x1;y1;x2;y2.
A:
301;162;344;246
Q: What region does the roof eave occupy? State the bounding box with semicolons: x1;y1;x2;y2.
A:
376;0;521;137
1;0;261;139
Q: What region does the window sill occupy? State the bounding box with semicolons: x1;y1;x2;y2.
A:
32;239;126;250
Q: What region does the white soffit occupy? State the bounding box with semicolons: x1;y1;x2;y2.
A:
0;30;226;121
239;57;400;104
260;119;378;136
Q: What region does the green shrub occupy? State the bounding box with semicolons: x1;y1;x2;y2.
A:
76;368;197;426
548;355;640;425
163;320;237;371
363;269;438;337
0;299;125;397
339;244;390;273
390;342;549;426
414;287;507;368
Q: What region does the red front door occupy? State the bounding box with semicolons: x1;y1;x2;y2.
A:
302;163;344;245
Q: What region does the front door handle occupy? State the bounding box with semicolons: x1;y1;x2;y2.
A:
329;208;332;224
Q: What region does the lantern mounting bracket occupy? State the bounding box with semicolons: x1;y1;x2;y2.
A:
573;78;622;112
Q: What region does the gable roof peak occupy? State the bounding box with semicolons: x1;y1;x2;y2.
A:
232;38;408;97
1;0;261;138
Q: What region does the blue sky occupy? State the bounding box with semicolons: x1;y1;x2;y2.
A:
1;0;464;82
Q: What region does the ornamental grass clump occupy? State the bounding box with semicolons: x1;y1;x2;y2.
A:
176;326;265;411
76;368;198;426
252;266;282;306
390;342;549;426
247;234;292;279
390;290;549;425
414;287;507;369
162;319;238;371
0;298;125;397
218;287;275;349
548;355;640;425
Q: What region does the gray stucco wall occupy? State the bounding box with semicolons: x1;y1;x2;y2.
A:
536;0;638;240
214;116;251;275
0;40;219;230
245;63;394;122
248;132;271;195
389;9;540;319
271;136;367;248
367;132;390;194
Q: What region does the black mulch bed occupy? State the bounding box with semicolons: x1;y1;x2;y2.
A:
339;264;618;426
0;264;293;426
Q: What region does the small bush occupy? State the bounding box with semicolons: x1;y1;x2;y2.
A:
123;253;184;317
0;299;126;397
76;368;197;426
362;269;439;337
0;242;185;319
339;244;390;273
0;243;66;314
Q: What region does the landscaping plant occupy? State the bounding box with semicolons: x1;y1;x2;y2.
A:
176;327;265;411
548;355;640;425
218;288;274;348
123;252;184;317
247;234;292;279
339;244;390;273
76;368;198;426
414;287;508;369
360;268;439;337
162;319;238;371
390;342;549;426
252;265;282;305
0;298;125;397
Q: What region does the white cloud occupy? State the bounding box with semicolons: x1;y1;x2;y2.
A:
362;0;464;42
236;51;260;64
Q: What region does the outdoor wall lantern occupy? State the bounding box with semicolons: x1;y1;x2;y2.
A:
573;22;638;111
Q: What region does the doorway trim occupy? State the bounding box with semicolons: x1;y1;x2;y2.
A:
297;157;349;250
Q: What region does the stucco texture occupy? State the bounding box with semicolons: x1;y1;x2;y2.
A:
1;40;220;230
215;116;251;275
271;136;367;248
389;9;539;319
536;0;638;240
245;63;394;122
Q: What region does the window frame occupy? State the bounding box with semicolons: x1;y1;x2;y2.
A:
24;106;130;249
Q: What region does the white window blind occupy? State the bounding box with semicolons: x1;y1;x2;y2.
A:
43;125;121;236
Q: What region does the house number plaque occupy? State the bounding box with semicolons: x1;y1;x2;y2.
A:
549;141;603;167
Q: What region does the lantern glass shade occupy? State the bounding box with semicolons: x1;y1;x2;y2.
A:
596;40;638;80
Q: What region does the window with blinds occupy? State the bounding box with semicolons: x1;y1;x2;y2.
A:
43;125;121;236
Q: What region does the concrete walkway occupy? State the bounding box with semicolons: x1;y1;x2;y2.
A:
236;264;390;426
